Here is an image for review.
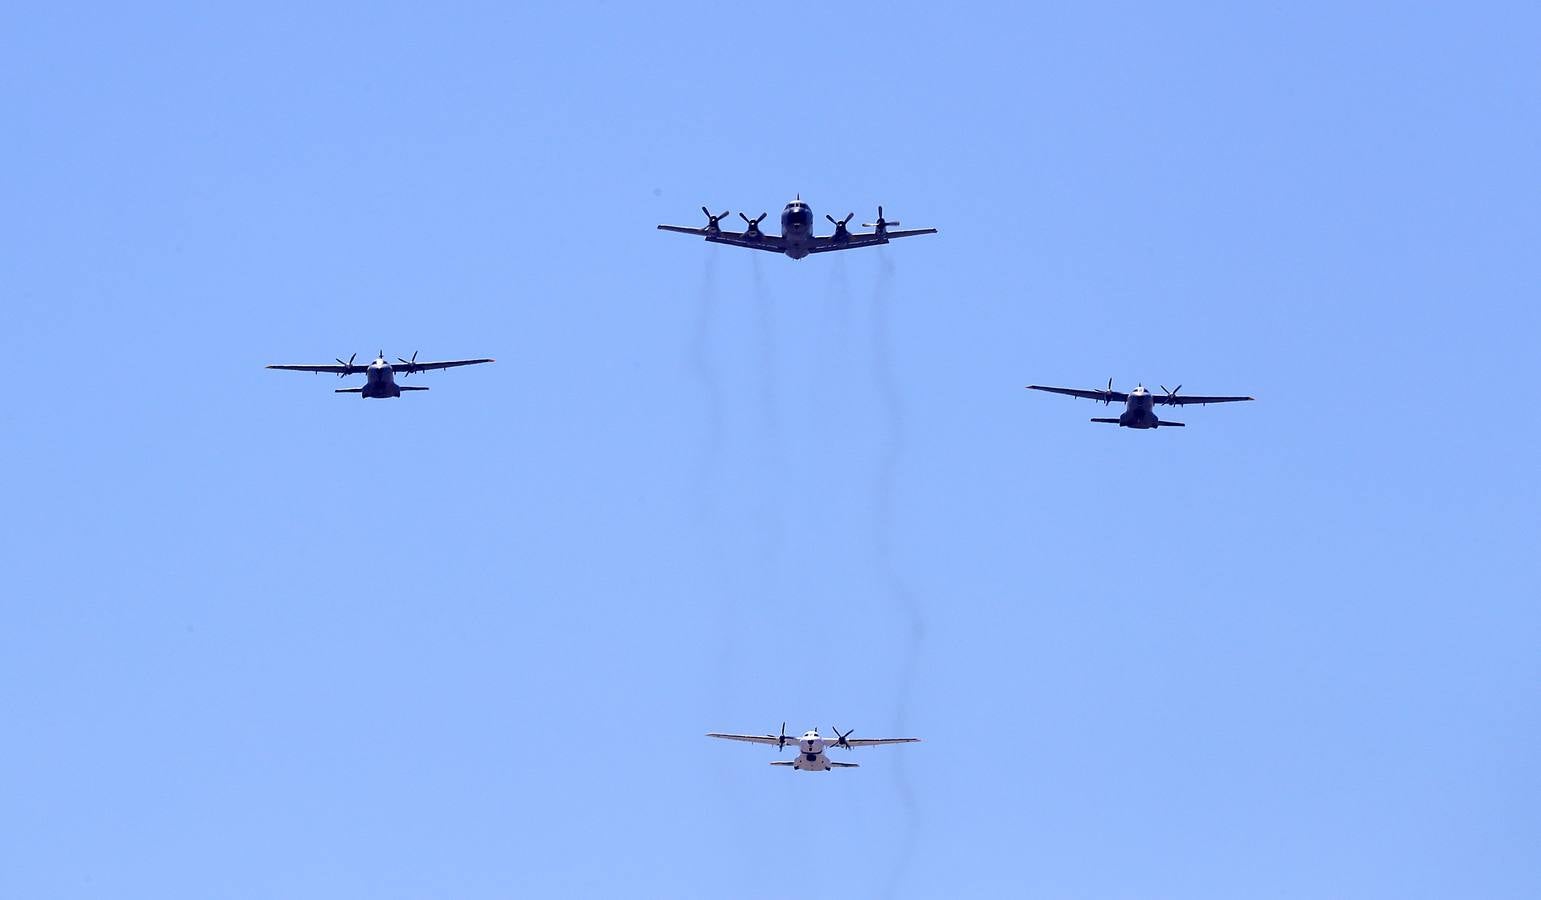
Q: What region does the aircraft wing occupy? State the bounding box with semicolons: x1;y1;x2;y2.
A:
394;358;495;375
706;732;790;747
266;363;364;375
658;224;787;254
833;737;920;749
808;228;938;254
1153;392;1254;406
1026;384;1129;403
707;232;786;253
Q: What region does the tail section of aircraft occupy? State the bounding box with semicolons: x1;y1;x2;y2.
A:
400;385;430;392
1090;417;1120;424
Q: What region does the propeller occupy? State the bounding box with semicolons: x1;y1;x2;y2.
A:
740;211;767;235
862;205;900;232
776;722;789;751
831;726;854;750
700;206;729;233
1161;384;1182;400
397;350;420;375
1101;376;1114;405
826;212;854;238
334;352;357;377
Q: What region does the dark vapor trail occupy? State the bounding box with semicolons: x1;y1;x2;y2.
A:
751;253;783;576
687;252;722;513
870;252;925;896
686;253;735;706
813;255;852;421
752;253;780;448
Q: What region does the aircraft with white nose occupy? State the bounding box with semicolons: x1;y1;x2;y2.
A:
707;724;919;771
658;197;936;260
1025;379;1254;428
266;351;494;398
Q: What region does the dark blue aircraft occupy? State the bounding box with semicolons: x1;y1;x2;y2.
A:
658;197;936;260
267;351;493;398
1026;380;1254;429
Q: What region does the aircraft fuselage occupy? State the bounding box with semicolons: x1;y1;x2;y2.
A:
778;200;817;259
1117;386;1162;428
789;733;836;771
354;358;400;398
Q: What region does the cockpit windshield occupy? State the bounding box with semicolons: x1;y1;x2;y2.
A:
783;204;813;229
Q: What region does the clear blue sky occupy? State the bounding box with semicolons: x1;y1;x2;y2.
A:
3;2;1537;897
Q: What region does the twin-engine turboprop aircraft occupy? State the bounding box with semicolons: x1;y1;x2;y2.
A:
707;724;919;771
659;197;936;260
266;351;494;398
1026;380;1254;428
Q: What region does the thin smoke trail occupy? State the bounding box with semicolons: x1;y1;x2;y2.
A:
870;252;925;896
687;252;722;517
686;253;736;705
752;253;780;449
751;253;783;577
813;254;852;421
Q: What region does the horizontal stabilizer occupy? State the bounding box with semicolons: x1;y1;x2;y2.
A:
1156;420;1185;427
1090;417;1120;424
769;760;795;767
334;388;363;393
400;385;430;392
829;761;860;768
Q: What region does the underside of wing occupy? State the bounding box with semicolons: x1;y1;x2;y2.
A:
839;738;921;748
808;227;938;254
704;232;786;253
266;364;359;375
1026;385;1129;403
1155;394;1254;406
880;227;937;240
706;733;784;747
808;234;888;254
396;358;495;374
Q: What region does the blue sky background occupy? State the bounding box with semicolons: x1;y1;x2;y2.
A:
3;2;1538;897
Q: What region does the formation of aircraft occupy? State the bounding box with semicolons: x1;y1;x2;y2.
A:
262;196;1258;773
266;351;494;398
1025;380;1254;428
658;196;936;260
707;724;920;771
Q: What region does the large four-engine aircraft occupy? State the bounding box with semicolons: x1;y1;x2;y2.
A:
1026;380;1254;428
266;351;494;398
707;724;919;771
659;197;936;260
